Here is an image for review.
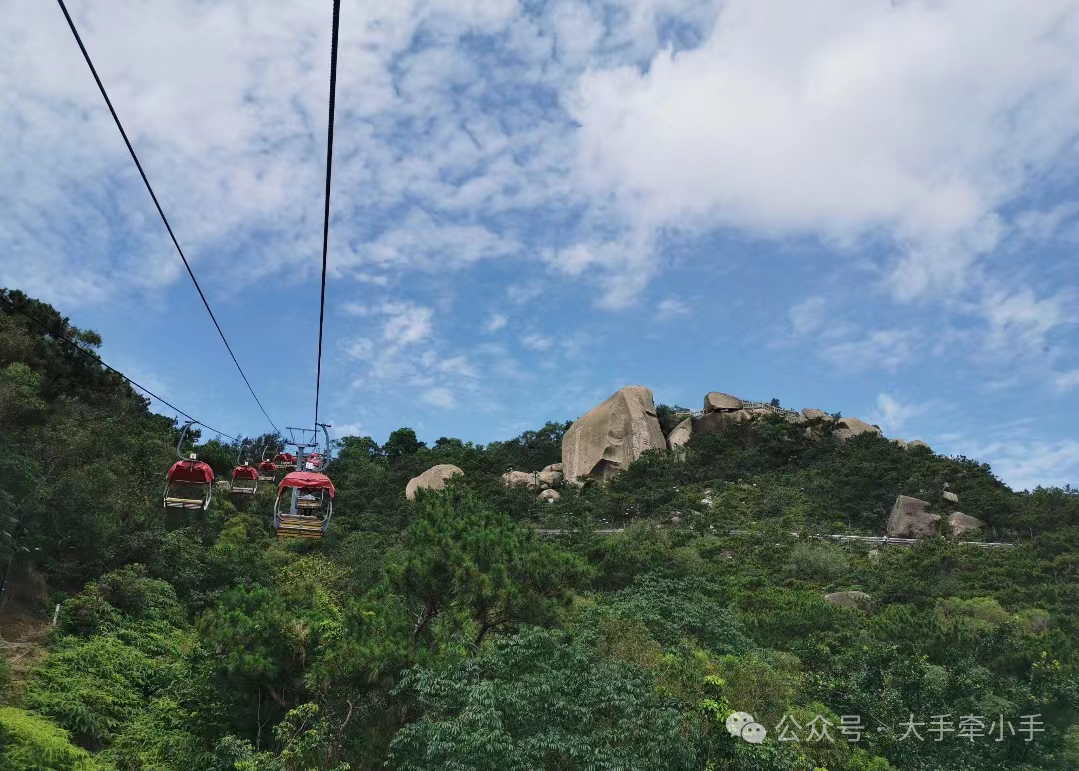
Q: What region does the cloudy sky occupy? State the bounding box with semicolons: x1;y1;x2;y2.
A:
2;0;1078;490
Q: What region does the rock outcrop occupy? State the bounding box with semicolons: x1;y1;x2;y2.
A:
948;512;985;538
704;392;743;412
907;440;931;450
536;470;563;489
667;417;692;451
502;470;537;490
887;495;940;538
538;488;560;503
943;490;959;504
405;464;464;500
834;417;882;443
542;463;563;473
694;409;751;435
893;438;908;449
824;591;872;610
802;408;831;420
562;386;666;483
503;469;562;490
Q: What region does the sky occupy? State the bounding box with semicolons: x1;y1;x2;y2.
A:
2;0;1078;491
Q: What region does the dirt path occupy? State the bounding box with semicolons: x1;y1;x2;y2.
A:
0;602;52;701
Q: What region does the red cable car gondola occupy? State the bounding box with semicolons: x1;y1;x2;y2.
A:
163;421;214;512
257;459;277;482
274;471;335;539
230;441;259;498
231;464;259;496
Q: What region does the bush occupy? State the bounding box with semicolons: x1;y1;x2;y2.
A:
787;542;850;582
0;706;93;770
25;635;157;749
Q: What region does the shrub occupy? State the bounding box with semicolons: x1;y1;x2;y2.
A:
787;542;850;582
0;706;93;770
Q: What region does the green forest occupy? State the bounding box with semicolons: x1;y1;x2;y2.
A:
1;288;1077;771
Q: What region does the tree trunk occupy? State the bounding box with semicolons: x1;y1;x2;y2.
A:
413;600;439;638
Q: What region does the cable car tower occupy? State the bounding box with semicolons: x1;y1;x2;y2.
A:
273;424;334;539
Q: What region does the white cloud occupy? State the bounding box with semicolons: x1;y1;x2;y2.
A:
869;393;924;434
980;288;1073;353
6;0;1078;320
484;312;508;332
953;439;1079;491
656;296;690;320
1014;201;1079;242
788;296;828;336
331;421;367;439
380;302;433;346
1056;369;1079;391
520;332;555;351
822;329;915;372
506;284;544;305
570;0;1079;303
421;386;457;409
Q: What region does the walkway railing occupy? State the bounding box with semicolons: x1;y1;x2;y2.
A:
536;525;1014;548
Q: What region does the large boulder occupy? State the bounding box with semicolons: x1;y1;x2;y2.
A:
406;464;464;500
802;408;831;420
536;470;563;489
538;488;561;503
907;439;931;450
948;512;985;538
943;490;960;504
893;438;908;449
824;591;872;610
562;385;666;483
502;470;537;490
667;417;693;449
694;409;751;435
704;392;743;412
834;417;883;443
542;462;563;473
887;495;941;538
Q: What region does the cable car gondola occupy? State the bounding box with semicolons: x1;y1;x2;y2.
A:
272;452;296;480
163;421;214;513
257;458;277;483
230;441;259;499
304;452;323;471
274;471;334;539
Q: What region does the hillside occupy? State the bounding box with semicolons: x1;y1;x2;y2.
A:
0;290;1077;771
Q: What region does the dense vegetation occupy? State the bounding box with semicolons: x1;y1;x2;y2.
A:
1;289;1077;770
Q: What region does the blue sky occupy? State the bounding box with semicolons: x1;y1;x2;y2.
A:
2;0;1079;490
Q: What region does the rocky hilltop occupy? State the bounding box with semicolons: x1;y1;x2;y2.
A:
405;384;984;540
557;385;928;483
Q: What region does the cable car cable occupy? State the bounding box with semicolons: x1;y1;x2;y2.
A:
54;0;280;436
0;295;240;443
313;0;342;431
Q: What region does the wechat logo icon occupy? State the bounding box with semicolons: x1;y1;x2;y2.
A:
726;711;767;744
